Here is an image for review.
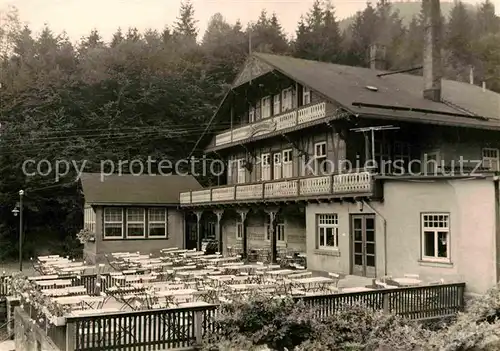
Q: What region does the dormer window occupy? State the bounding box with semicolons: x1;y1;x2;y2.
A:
282;87;293;112
249;105;255;123
261;96;271;118
273;95;280;116
303;86;311;105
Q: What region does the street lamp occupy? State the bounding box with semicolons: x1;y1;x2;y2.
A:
11;190;24;272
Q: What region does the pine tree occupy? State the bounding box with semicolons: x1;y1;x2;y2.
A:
446;0;474;81
174;0;198;42
110;28;124;47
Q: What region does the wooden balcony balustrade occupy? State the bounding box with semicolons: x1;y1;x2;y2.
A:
214;102;328;147
180;171;373;205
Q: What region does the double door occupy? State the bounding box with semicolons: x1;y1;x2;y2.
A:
351;214;376;278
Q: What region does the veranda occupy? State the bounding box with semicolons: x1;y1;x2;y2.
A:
1;249;465;351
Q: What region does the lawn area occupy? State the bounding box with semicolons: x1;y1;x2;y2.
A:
0;262;36;276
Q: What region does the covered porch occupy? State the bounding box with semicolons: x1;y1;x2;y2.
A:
183;203;306;264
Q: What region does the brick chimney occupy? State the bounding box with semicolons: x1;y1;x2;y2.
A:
369;44;386;70
422;0;442;102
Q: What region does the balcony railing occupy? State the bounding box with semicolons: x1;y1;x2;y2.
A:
214;102;328;147
180;171;373;205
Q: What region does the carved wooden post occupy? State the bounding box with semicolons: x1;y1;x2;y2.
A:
265;208;278;263
194;211;203;251
237;209;249;258
214;209;224;254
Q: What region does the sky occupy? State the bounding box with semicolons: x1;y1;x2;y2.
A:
1;0;499;44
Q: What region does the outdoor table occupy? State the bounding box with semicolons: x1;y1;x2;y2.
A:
53;295;91;304
391;278;422;286
28;275;59;281
227;284;259;291
293;277;335;292
341;286;374;293
156;289;196;297
266;269;294;276
178;301;210;307
36;279;72;288
70;308;120;316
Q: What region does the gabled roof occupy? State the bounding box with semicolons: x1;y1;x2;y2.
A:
251;53;500;129
79;173;202;206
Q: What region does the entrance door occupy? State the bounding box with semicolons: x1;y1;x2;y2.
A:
351;214;376;278
185;214;197;250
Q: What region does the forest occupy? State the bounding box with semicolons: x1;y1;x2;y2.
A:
0;0;498;259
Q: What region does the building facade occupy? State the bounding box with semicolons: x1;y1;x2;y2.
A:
80;173;202;263
178;12;500;293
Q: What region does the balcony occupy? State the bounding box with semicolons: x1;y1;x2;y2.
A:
180;171;374;206
214;102;329;148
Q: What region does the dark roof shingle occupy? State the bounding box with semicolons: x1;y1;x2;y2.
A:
80;173;202;205
254;53;500;127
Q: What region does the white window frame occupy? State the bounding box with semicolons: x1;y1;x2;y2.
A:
249;105;255;123
126;208;146;238
317;214;339;249
236;220;243;240
237;159;246;184
261;153;271;181
303;86;311;105
314;141;327;175
482;148;499;171
148;208;167;238
281;87;293;112
261;96;271;118
103;208;124;239
273;152;282;180
282;149;293;178
421;213;450;263
273;94;280;116
84;207;96;233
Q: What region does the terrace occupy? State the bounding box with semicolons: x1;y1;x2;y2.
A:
180;171;375;206
1;251;466;351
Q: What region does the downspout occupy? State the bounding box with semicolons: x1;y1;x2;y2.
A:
362;200;388;276
494;176;500;283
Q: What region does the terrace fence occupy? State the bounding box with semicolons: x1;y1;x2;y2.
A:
5;276;466;351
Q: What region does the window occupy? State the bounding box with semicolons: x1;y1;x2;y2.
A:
236;220;243;240
273;95;280;116
148;208;167;238
237;159;246;184
249;105;255;123
425;151;440;175
261;153;271;181
282;149;293;178
482;148;499;171
273;152;282;180
281;88;293;112
261;96;271;118
265;217;285;242
303;86;311;105
127;208;145;238
421;213;450;262
84;207;96;232
314;142;327;174
104;208;123;238
317;214;339;249
393;141;411;174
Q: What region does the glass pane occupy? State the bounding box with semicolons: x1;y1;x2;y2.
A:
319;228;325;246
366;230;375;242
424;231;435;257
366;255;375;267
366;243;375;255
326;228;335;246
366;217;375;230
354;230;362;241
354;243;363;254
353;218;362;230
354;254;363;265
149;223;166;237
437;232;448;258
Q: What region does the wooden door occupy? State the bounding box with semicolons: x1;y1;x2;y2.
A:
351;214;376;278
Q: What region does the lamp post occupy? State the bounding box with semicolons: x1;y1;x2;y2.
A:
11;190;24;272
